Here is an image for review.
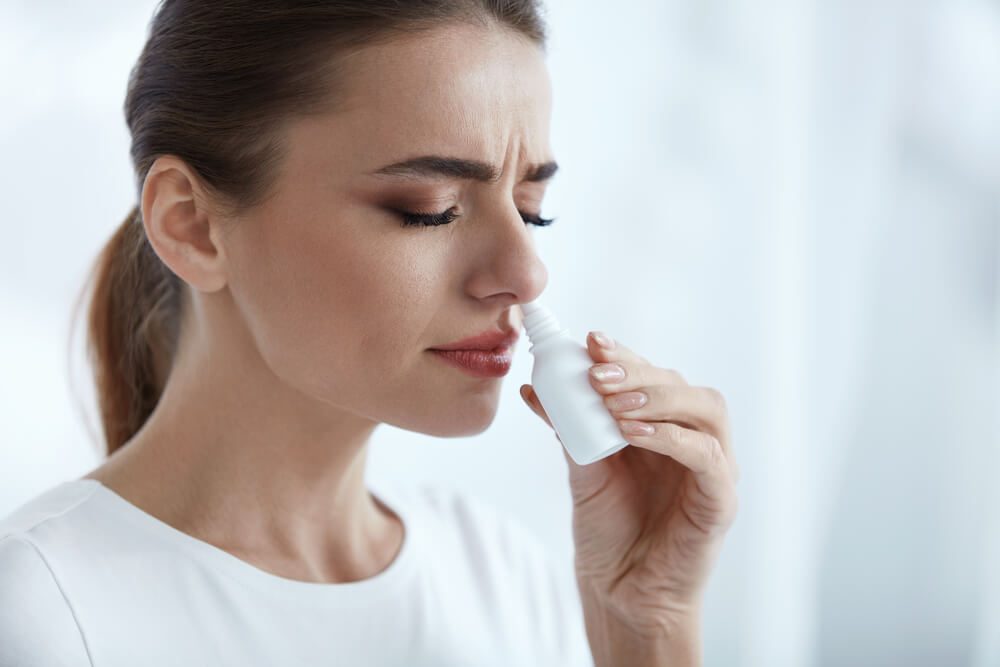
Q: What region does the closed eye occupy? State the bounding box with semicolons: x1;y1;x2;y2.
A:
396;206;556;228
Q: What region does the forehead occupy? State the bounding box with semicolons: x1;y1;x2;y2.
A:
285;23;553;178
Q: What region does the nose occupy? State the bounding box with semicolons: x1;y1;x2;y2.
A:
465;202;549;312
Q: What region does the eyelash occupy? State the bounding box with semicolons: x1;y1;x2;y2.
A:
397;206;556;229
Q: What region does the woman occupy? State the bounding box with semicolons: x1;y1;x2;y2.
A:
0;1;739;665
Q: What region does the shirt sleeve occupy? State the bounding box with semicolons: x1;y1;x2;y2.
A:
0;535;92;667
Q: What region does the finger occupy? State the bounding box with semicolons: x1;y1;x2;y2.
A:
520;384;554;430
521;385;574;464
586;332;687;383
585;331;650;366
617;419;735;498
588;357;687;397
523;385;617;491
603;384;732;458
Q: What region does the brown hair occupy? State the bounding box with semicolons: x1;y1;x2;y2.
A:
73;0;549;457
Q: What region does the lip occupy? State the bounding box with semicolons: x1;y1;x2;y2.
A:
428;327;519;379
429;348;514;378
429;328;520;352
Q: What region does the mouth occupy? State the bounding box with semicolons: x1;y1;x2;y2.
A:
430;327;520;352
428;346;514;378
427;324;520;379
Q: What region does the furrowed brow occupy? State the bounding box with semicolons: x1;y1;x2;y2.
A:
371;155;558;184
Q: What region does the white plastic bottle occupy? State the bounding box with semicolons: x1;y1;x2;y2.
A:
520;299;630;465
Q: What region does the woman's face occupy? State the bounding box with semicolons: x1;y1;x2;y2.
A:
222;23;553;437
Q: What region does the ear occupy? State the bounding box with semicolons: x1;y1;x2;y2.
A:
139;155;229;293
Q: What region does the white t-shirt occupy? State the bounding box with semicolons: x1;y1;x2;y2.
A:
0;478;593;667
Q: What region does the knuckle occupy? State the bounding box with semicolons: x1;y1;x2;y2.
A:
647;383;672;408
707;435;726;468
705;386;728;414
666;422;688;446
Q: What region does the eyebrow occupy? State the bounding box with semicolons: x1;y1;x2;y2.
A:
370;155;559;183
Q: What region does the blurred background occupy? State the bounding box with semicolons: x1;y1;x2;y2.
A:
1;1;998;665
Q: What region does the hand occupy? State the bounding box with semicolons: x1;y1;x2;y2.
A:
519;331;739;638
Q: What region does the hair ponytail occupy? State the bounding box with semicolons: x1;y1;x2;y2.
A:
82;205;181;456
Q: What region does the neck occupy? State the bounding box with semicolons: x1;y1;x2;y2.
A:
84;290;402;584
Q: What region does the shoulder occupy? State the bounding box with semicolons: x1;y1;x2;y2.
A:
0;479;100;539
0;535;93;666
0;481;98;666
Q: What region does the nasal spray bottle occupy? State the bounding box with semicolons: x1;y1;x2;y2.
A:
520;299;630;465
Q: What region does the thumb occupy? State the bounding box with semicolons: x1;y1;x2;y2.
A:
519;384;554;431
520;384;569;453
520;386;605;484
520;386;614;493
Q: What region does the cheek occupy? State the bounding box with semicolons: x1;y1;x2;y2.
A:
225;207;439;395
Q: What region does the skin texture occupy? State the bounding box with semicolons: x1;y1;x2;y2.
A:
83;22;551;585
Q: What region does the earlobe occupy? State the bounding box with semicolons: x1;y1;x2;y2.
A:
140;156;228;293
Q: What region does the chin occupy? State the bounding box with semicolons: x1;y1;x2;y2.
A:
394;401;500;439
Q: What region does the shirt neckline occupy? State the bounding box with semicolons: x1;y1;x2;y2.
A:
75;477;418;607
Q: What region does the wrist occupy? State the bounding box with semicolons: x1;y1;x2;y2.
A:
578;581;703;667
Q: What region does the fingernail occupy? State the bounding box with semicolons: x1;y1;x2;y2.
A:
620;420;655;435
590;331;615;349
590;363;625;382
607;391;647;411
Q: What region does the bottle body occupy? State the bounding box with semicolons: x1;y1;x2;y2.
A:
521;302;629;465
